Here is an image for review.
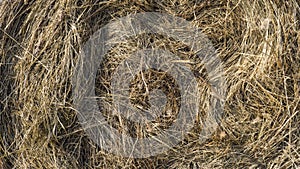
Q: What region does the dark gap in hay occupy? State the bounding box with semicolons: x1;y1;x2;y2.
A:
47;106;93;168
0;1;34;167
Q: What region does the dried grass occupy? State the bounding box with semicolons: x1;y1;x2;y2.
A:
0;0;299;168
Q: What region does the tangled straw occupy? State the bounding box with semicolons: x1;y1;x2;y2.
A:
0;0;299;168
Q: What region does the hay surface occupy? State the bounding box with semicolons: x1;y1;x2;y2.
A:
0;0;299;168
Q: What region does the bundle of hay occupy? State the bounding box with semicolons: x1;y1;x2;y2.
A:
0;0;299;168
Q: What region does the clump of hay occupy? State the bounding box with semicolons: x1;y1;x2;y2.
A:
0;0;299;168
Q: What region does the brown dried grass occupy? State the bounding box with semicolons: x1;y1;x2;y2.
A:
0;0;299;168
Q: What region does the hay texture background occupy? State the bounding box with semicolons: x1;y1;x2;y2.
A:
0;0;299;168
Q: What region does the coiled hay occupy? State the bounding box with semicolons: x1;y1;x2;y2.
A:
0;0;299;168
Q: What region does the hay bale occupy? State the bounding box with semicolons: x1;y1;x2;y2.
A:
0;0;299;168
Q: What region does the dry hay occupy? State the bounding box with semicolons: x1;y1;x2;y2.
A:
0;0;299;168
